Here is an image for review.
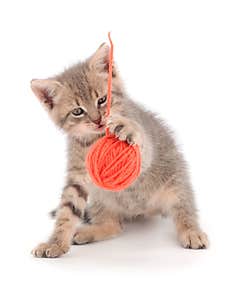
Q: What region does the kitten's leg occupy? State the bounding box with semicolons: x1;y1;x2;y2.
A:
172;206;209;249
72;215;122;245
32;184;88;258
168;186;209;249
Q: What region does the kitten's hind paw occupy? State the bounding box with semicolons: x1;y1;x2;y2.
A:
179;229;209;249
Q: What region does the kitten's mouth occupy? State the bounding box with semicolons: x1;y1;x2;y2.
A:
95;124;105;131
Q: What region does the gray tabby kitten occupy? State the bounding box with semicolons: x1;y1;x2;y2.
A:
31;43;208;258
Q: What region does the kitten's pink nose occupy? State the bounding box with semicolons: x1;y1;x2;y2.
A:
92;117;102;125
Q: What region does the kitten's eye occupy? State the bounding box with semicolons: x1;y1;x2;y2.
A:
97;95;107;106
72;107;84;117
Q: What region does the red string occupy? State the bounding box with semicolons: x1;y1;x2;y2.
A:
105;32;113;136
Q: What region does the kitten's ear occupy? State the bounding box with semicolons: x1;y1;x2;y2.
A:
89;43;116;76
31;79;63;110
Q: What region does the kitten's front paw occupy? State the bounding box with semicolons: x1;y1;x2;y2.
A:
32;242;69;258
107;115;143;146
179;229;209;249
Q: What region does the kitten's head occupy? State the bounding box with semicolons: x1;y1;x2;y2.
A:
31;43;124;138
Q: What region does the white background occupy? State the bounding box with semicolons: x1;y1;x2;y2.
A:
0;0;225;287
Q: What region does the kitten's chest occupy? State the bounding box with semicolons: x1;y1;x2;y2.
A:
68;136;102;168
68;140;94;170
89;181;154;217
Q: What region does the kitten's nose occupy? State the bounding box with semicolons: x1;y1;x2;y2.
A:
92;117;102;125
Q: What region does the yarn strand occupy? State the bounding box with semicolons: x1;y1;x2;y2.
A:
106;32;113;136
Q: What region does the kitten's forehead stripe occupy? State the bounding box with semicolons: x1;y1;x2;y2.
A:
75;99;80;106
76;71;93;102
94;90;99;98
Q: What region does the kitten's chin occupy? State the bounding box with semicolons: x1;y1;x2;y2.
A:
67;125;105;138
94;124;105;133
89;128;105;135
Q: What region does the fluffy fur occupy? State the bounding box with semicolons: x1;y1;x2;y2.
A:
31;43;208;258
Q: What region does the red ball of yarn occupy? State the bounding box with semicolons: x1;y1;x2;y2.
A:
86;134;141;191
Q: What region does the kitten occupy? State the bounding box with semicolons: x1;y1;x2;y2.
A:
31;43;208;258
